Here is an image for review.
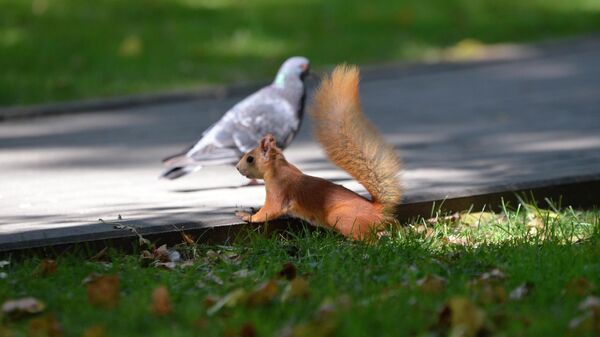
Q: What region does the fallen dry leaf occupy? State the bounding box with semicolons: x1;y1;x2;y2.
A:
469;269;507;304
181;231;195;245
36;259;57;277
232;269;253;279
151;286;172;316
281;277;309;302
579;296;600;311
565;277;594;297
479;268;506;281
239;322;257;337
207;288;248;316
85;274;120;309
193;317;209;329
247;280;279;306
81;325;107;337
27;314;62;337
202;295;219;309
416;275;447;295
568;295;600;335
2;297;45;320
427;212;461;225
179;260;195;269
154;245;170;262
509;282;534;301
437;296;486;337
278;262;297;280
206;271;224;285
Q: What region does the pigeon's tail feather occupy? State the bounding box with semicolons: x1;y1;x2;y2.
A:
160;165;200;180
162;152;190;166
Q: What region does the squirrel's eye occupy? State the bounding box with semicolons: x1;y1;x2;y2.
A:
246;156;254;164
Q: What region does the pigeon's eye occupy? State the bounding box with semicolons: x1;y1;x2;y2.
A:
246;156;254;164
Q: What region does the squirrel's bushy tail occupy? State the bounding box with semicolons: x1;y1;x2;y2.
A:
310;65;402;210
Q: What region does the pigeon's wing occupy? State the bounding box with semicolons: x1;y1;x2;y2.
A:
228;93;298;153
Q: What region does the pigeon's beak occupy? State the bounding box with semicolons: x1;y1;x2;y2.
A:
301;64;312;81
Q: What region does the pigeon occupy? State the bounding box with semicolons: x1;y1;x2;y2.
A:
161;56;310;180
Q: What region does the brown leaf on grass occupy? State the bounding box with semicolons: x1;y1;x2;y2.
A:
85;274;120;309
509;282;534;301
202;295;219;309
207;288;248;316
579;296;600;311
81;325;107;337
180;260;195;269
3;298;43;318
247;280;279;306
277;262;297;280
416;275;447;295
460;212;498;227
437;297;486;337
181;231;195;245
565;277;594;297
277;296;350;337
1;297;45;320
154;245;170;262
27;314;62;337
281;277;309;302
140;245;181;269
232;269;253;279
479;269;506;281
206;271;224;285
568;295;600;335
239;323;257;337
469;269;507;304
427;212;461;225
35;260;57;277
151;286;172;316
444;235;469;246
193;317;209;329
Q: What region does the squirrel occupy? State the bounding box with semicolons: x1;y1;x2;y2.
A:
235;65;402;240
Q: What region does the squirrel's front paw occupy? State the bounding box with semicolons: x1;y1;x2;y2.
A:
235;211;253;222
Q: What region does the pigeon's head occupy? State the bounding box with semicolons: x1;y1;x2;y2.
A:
236;134;284;179
274;56;310;86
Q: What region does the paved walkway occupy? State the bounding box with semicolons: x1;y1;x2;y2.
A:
2;38;600;250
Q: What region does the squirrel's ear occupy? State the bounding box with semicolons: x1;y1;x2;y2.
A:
259;134;276;157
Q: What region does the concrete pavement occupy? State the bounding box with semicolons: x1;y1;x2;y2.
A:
2;37;600;251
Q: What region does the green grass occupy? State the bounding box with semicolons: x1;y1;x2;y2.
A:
1;202;599;336
2;0;600;105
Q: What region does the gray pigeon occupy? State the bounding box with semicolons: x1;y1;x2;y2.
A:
161;56;310;180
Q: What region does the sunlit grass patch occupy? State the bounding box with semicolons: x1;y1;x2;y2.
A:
2;0;600;105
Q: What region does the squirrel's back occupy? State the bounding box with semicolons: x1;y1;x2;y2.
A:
309;65;402;211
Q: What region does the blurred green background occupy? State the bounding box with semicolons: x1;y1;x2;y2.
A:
2;0;600;106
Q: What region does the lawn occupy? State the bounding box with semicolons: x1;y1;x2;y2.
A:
2;0;600;105
1;203;599;336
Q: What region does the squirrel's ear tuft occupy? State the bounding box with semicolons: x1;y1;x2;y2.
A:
260;134;275;157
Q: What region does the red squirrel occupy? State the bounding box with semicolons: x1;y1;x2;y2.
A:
235;65;402;240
